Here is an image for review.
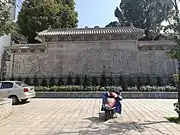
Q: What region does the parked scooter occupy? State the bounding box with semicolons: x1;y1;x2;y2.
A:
101;86;123;121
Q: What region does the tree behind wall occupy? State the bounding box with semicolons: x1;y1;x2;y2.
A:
163;0;180;118
17;0;78;43
0;0;14;36
113;0;173;39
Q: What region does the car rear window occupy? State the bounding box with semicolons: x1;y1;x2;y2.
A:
15;82;29;87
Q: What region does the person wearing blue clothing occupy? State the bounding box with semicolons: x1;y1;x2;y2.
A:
101;86;123;115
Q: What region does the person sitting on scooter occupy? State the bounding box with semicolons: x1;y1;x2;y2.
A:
101;86;123;114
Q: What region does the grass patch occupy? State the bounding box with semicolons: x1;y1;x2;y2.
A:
166;117;180;124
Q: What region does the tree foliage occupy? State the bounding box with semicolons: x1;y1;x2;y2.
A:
0;0;15;36
11;22;28;44
17;0;78;43
164;0;180;60
105;21;120;28
113;0;173;39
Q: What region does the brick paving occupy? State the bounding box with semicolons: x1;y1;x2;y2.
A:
0;99;180;135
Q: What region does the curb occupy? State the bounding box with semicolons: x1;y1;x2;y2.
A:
35;92;178;99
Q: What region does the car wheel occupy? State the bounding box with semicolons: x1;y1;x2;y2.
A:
9;96;19;105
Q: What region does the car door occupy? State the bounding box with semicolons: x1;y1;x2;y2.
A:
0;82;14;98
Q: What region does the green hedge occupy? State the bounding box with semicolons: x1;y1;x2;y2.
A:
4;74;176;87
35;85;177;92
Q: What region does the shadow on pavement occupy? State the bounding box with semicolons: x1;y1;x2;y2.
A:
13;101;30;106
48;113;172;135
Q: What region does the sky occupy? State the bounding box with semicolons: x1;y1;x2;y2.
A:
16;0;121;28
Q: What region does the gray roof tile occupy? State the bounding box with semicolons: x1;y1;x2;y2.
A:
37;26;144;41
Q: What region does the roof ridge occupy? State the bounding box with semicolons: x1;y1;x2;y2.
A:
47;26;144;32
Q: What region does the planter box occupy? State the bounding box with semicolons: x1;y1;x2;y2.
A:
0;98;12;121
35;92;178;99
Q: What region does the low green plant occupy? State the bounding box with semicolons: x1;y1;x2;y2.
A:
35;85;177;92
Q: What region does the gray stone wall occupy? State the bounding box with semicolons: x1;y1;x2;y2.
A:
6;40;176;77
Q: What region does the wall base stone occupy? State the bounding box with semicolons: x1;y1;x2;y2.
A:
35;92;178;99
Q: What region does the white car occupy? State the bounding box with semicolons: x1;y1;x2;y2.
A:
0;81;36;105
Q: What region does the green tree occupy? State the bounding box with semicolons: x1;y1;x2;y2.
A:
164;0;180;118
0;0;14;36
17;0;78;43
11;22;28;44
114;0;173;39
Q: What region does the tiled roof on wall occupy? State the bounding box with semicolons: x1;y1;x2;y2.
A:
37;26;145;41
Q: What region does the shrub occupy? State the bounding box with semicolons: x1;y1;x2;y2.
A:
66;74;73;85
167;77;175;86
100;72;107;86
127;77;133;86
41;76;47;86
34;85;177;92
83;75;91;87
75;75;81;85
10;76;15;81
157;77;163;86
24;77;30;85
137;76;141;90
108;76;114;86
118;76;125;90
174;102;180;116
145;75;151;85
92;76;98;86
49;77;55;86
17;76;22;81
33;75;38;86
57;76;64;86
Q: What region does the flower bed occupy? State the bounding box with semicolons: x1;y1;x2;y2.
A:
35;85;177;92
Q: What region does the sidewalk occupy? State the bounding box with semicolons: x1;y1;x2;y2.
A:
0;99;179;135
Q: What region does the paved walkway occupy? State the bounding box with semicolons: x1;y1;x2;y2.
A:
0;99;180;135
